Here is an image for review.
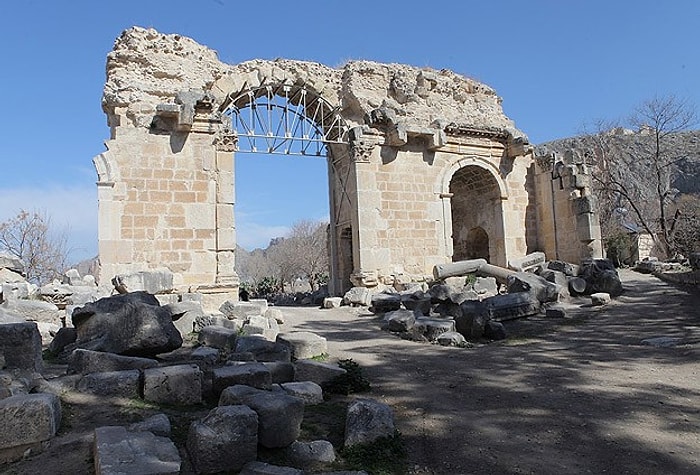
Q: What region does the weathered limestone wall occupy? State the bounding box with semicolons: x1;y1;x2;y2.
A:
94;130;221;289
96;26;602;296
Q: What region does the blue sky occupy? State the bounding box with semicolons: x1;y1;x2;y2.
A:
0;1;698;262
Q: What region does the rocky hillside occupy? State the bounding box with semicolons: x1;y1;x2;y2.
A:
535;129;700;194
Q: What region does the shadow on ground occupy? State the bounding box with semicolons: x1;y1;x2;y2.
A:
286;270;700;474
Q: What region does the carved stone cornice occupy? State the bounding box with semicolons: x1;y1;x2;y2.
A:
443;123;510;140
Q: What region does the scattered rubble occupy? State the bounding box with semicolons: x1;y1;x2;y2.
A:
340;254;627;345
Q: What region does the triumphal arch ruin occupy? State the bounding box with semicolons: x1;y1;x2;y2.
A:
95;27;602;303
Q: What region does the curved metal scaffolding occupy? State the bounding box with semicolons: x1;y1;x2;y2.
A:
222;84;349;156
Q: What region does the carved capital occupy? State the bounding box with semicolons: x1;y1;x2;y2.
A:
350;139;376;163
214;132;238;152
535;154;554;172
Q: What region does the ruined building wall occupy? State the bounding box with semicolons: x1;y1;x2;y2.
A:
97;27;602;298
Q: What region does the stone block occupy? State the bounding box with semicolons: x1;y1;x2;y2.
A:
219;385;304;448
1;299;59;323
414;317;455;341
382;309;416;332
483;292;541;321
280;381;323;404
545;305;568;318
262;361;295;384
212;362;272;395
240;461;303;475
285;440;336;469
198;325;238;350
400;292;431;316
165;300;204;338
483;321;507;340
265;307;285;324
77;370;141;398
344;398;395;447
276;332;327;360
187;405;258;473
193;313;241;333
507;272;562;303
370;293;402;313
323;297;343;308
127;413;172;437
591;292;611;306
436;331;466;347
112;269;174;294
508;252;546;272
242;315;279;340
48;327;77;355
0;321;43;372
143;364;203;405
236;335;292;362
0;252;24;275
219;300;266;319
343;287;371;306
293;360;347;385
67;349;159;375
0;393;61;463
94;426;181;475
1;282;33;300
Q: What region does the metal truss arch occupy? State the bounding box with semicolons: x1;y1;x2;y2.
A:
222;83;350;156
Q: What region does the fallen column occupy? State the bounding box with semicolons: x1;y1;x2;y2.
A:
433;259;487;280
476;263;516;284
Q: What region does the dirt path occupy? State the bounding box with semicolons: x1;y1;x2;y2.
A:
285;270;700;474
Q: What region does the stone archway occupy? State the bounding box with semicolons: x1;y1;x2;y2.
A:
95;27;602;306
449;164;505;265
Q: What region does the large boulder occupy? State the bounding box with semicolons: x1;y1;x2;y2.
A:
580;258;623;296
71;291;183;357
344;398;395;447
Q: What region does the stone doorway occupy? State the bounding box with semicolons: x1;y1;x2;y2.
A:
449;164;504;264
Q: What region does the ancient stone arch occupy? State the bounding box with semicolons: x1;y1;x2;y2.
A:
95;27;602;306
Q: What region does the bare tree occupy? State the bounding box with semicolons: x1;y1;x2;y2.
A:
287;220;329;290
630;95;696;256
671;193;700;257
582;96;696;258
0;210;69;284
265;219;329;292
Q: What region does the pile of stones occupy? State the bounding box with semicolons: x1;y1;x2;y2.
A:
333;252;623;345
0;270;393;473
